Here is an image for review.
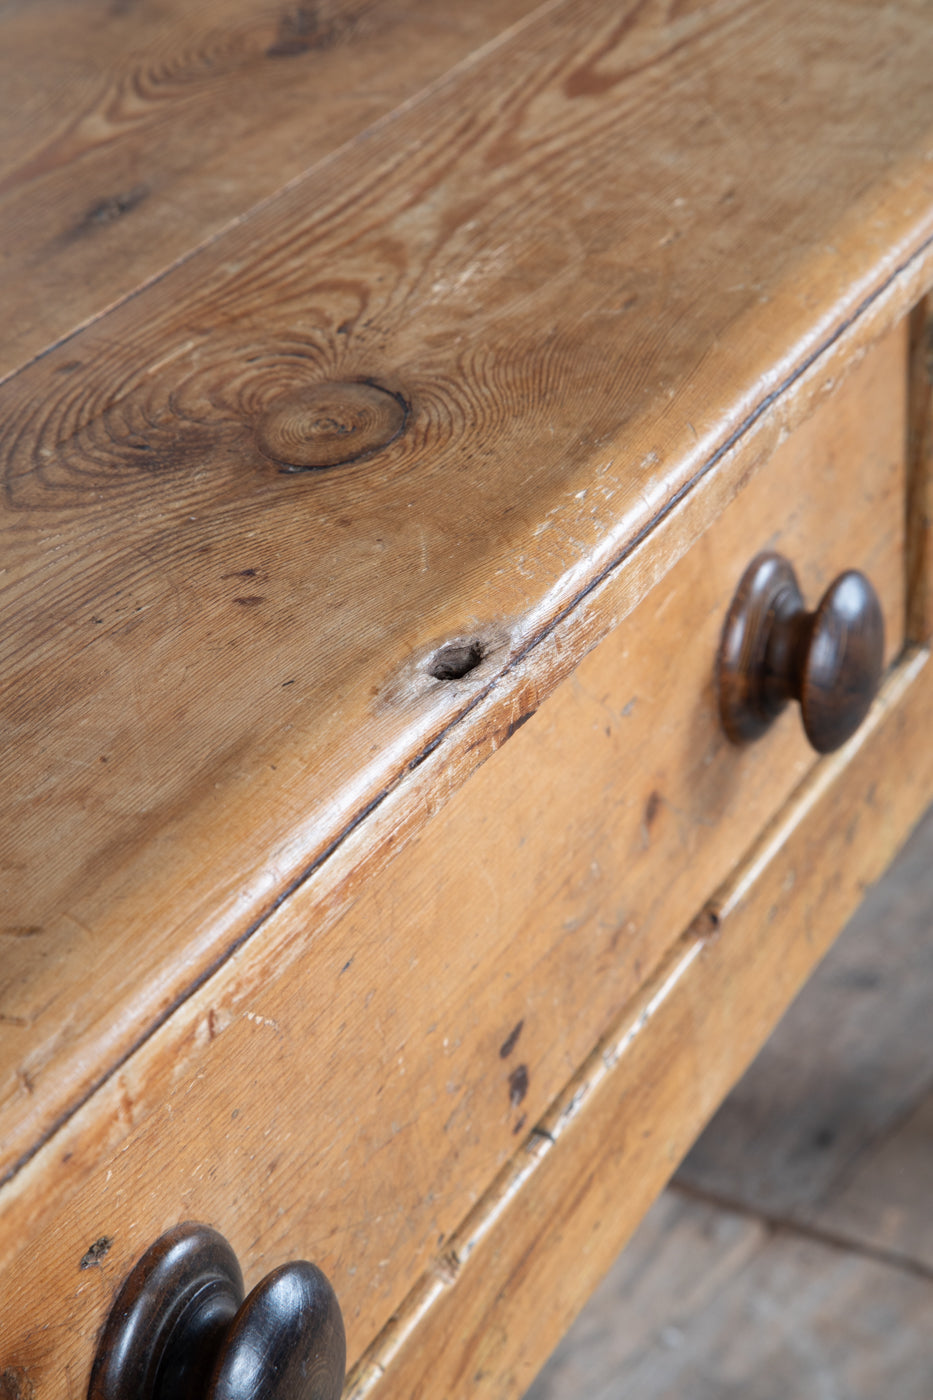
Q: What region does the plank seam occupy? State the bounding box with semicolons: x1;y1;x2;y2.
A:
670;1179;933;1286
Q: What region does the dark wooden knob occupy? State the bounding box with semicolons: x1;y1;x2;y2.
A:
88;1223;345;1400
718;552;885;754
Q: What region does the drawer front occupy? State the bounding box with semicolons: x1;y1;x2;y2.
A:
0;323;908;1393
355;650;933;1400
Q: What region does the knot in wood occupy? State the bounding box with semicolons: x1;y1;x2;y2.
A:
256;380;407;470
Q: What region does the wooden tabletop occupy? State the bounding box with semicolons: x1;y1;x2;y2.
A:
3;0;933;1184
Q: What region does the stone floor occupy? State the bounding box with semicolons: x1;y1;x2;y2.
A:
525;802;933;1399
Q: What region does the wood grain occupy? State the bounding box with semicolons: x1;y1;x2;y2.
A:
677;799;933;1254
3;0;933;1183
533;805;933;1397
0;0;542;377
0;335;907;1394
342;644;933;1400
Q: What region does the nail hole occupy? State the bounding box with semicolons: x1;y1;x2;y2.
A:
428;639;485;681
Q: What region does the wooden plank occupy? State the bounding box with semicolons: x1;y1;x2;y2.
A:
0;0;542;377
0;338;908;1396
4;0;933;1181
677;799;933;1223
338;645;933;1400
808;1089;933;1273
525;1191;933;1400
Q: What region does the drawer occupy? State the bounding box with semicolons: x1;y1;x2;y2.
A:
0;321;908;1394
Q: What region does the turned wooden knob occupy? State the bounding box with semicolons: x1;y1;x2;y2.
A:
718;552;885;754
88;1223;345;1400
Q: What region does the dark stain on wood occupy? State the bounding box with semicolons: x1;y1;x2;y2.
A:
509;1064;529;1107
80;1235;114;1270
233;596;265;606
70;185;149;237
500;1020;524;1059
267;5;339;58
644;789;662;827
0;1367;34;1400
506;710;536;740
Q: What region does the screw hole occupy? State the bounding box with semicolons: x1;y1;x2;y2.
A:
428;640;485;681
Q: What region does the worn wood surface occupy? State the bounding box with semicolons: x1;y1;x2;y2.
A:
679;802;933;1224
677;799;933;1261
0;336;908;1397
524;1191;933;1400
531;798;933;1399
0;319;909;1189
0;0;541;379
340;645;933;1400
4;0;933;1186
